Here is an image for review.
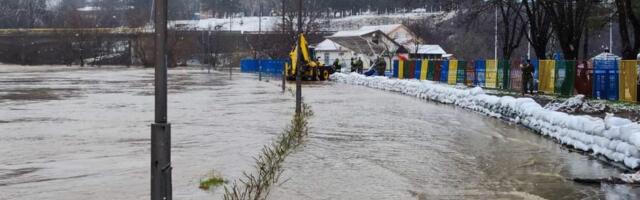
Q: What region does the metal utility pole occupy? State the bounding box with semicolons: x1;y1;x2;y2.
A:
258;3;263;81
151;0;171;199
282;0;286;93
494;5;498;60
295;0;303;114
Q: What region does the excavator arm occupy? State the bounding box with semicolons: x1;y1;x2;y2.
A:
289;33;312;75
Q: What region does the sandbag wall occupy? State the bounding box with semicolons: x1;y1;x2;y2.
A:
392;59;639;103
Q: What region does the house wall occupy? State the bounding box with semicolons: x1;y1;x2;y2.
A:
317;50;385;72
388;27;418;46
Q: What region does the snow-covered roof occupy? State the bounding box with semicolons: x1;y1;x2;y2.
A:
358;24;403;35
331;29;377;37
327;30;406;56
315;39;347;52
407;44;446;55
77;6;100;12
591;52;621;60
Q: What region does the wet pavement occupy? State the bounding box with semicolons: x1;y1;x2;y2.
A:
1;66;640;200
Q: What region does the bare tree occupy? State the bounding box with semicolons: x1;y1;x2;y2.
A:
521;0;553;59
495;0;526;59
541;0;596;60
615;0;640;59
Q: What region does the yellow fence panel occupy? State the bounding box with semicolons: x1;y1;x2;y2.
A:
398;60;404;79
620;60;638;103
538;60;556;94
448;60;458;85
485;60;498;88
420;59;429;80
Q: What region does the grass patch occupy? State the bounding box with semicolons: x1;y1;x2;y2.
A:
199;172;226;190
223;103;313;200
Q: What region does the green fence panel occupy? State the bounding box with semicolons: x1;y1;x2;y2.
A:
497;60;511;90
456;61;467;84
555;60;576;96
403;60;412;79
427;60;436;81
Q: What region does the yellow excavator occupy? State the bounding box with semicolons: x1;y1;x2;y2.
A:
286;34;335;81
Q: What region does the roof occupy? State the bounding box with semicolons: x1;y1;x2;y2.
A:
331;29;377;37
330;24;408;38
327;30;406;56
315;39;347;51
358;24;403;35
407;44;446;55
591;52;621;60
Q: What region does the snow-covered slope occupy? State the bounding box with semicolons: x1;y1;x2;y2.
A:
170;11;451;32
331;73;640;169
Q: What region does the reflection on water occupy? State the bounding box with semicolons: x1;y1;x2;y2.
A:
2;65;639;200
271;83;640;200
0;66;293;200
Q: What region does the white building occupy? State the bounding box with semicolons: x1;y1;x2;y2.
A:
358;24;419;48
315;23;446;71
314;39;351;71
407;44;447;59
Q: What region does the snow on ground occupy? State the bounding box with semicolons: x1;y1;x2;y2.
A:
544;94;609;114
170;11;448;32
331;73;640;170
172;16;280;32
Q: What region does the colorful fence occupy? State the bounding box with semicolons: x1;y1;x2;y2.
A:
620;60;638;102
240;59;286;75
593;59;619;100
575;61;593;98
538;60;556;94
392;59;639;102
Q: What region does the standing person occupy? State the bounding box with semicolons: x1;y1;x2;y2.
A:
350;57;356;73
356;57;364;74
375;57;387;76
333;58;341;73
521;59;534;95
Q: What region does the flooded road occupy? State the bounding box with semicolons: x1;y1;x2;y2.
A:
1;66;639;200
271;83;640;200
0;66;293;200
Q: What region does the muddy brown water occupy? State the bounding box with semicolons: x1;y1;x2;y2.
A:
1;66;639;200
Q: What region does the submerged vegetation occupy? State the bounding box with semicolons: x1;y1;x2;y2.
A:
199;172;226;190
223;103;313;200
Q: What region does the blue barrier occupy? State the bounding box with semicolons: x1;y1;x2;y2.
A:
531;59;539;91
474;60;486;87
441;60;449;83
240;59;286;75
241;59;259;72
593;59;619;100
392;60;399;78
414;60;422;79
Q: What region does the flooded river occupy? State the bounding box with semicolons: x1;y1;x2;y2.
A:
1;66;639;199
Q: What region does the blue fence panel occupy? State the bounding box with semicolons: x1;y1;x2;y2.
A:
593;59;619;100
262;60;285;74
440;60;449;83
241;59;286;75
414;60;422;79
531;59;539;91
392;60;399;78
241;59;259;72
474;60;486;87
